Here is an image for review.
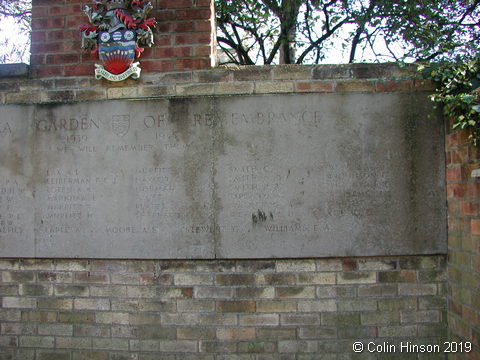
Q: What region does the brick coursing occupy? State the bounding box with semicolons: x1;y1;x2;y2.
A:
445;115;480;360
29;0;216;78
0;61;452;359
0;64;434;105
0;256;446;359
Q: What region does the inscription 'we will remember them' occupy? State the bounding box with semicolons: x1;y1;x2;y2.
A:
0;94;445;259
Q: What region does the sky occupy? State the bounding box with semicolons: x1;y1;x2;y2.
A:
0;3;413;65
0;16;31;64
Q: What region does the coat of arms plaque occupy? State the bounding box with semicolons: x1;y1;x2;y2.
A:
80;0;156;81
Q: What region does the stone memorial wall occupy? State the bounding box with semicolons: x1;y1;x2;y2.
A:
0;92;445;259
0;63;459;359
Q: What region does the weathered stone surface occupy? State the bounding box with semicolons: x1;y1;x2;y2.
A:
212;93;446;258
0;93;446;258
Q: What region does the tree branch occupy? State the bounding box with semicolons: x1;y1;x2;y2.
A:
296;17;350;64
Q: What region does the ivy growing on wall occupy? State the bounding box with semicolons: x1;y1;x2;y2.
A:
419;59;480;145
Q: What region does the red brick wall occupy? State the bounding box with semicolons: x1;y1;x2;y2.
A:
30;0;216;78
445;120;480;359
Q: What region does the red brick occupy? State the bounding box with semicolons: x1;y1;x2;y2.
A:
31;17;65;30
414;79;436;91
341;259;357;271
466;183;480;198
449;200;461;216
49;4;82;16
193;46;212;57
457;130;473;146
31;42;61;54
158;0;197;8
143;47;154;58
448;147;470;165
156;47;193;58
336;80;376;92
155;10;176;21
32;6;49;17
30;54;46;65
217;328;256;340
31;31;46;43
34;0;59;4
446;166;465;183
447;184;466;198
216;301;256;313
469;147;480;162
175;58;211;70
35;65;65;78
473;255;480;272
196;0;212;6
448;217;470;233
175;32;211;45
471;220;480;236
195;20;213;32
47;29;79;41
296;82;334;93
141;59;176;72
156;35;173;46
446;134;457;149
75;272;109;284
174;22;196;32
462;201;479;216
447;131;472;149
175;9;212;20
46;54;80;64
66;15;89;28
375;80;413;92
31;42;77;54
157;22;174;33
64;64;93;77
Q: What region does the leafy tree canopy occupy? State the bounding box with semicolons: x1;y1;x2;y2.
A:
216;0;479;65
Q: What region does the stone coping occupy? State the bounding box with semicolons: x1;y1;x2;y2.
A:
0;63;435;105
0;63;29;78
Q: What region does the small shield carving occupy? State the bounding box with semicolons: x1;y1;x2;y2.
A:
112;115;130;136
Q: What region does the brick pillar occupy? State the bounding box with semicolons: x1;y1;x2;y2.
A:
445;120;480;358
30;0;216;78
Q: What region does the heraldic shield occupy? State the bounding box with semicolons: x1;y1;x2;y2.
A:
112;115;130;137
80;0;156;82
99;30;137;76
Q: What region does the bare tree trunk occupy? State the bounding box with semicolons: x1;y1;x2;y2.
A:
278;0;301;64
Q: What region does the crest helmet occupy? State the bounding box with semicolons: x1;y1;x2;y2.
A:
106;0;130;10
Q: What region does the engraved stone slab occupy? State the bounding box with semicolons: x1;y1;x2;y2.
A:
0;105;35;257
213;94;446;258
0;93;446;258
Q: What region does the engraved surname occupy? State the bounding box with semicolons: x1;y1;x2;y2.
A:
105;144;154;152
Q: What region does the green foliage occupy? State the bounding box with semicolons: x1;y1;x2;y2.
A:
215;0;480;65
420;59;480;145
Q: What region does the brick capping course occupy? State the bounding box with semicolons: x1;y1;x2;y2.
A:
0;63;435;105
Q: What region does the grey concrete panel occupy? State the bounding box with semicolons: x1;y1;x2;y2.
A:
0;105;35;256
213;93;446;258
0;93;446;258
